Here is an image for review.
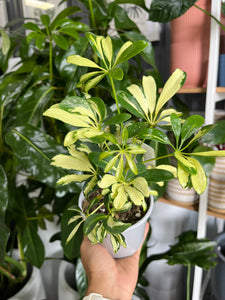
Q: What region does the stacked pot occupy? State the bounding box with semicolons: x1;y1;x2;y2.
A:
208;157;225;212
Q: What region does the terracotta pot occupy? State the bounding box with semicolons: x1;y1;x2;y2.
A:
78;193;154;258
165;178;198;205
170;0;211;88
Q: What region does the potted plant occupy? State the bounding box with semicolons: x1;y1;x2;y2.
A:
43;31;225;258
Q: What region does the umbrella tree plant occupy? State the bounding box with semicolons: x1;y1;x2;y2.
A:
43;32;225;254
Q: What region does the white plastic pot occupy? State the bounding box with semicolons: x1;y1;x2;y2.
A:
78;193;154;258
58;260;80;300
8;266;46;300
165;178;198;205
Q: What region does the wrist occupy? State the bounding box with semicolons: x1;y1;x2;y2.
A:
83;293;111;300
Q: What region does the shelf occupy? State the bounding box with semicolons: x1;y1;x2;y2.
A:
158;196;225;220
177;87;225;94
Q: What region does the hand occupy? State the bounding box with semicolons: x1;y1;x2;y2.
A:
80;222;149;300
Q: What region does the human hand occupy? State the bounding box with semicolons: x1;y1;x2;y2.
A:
80;222;149;300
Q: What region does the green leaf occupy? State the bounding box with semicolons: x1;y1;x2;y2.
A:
181;115;205;145
104;113;131;126
117;91;145;119
125;31;157;69
143;168;174;183
140;128;172;146
0;166;9;262
171;113;181;146
50;6;81;30
0;29;10;55
114;40;148;66
84;214;107;236
166;231;217;269
52;34;68;50
41;14;50;27
114;4;139;30
22;223;45;268
104;216;130;234
84;73;106;92
61;205;83;259
108;67;124;80
149;0;197;23
59;27;79;40
24;22;43;33
114;0;147;10
201;120;225;146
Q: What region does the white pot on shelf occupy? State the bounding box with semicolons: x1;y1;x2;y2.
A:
210;157;225;181
165;178;198;205
78;193;154;258
208;178;225;212
8;266;46;300
58;260;80;300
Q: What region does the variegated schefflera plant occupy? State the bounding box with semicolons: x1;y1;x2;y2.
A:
43;33;225;253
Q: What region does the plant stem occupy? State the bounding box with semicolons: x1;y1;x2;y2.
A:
17;232;27;278
194;4;225;32
143;153;173;164
0;265;15;280
186;264;191;300
109;76;120;114
90;203;104;215
49;38;53;84
88;0;96;29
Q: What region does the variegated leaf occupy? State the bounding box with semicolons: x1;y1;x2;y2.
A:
142;75;156;118
189;157;207;194
67;55;104;69
98;174;117;188
51;154;93;172
113;41;133;66
113;185;127;209
57;174;92;185
43;105;93;127
127;84;148;116
155;69;186;115
102;36;113;65
177;162;189;188
132;177;150;197
124;186;143;206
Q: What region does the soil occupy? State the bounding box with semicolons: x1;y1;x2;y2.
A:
83;189;149;225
